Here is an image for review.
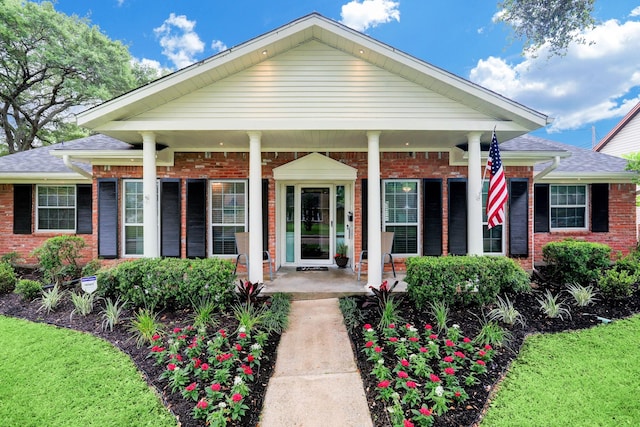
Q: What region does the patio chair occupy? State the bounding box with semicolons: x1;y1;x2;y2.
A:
233;232;273;281
357;231;396;281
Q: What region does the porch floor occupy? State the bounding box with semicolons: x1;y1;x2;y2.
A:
242;266;407;300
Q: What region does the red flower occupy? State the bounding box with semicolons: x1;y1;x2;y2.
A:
151;345;165;352
443;356;454;363
235;344;243;351
429;334;438;340
463;337;472;343
398;371;408;379
374;346;382;353
201;363;209;371
424;324;433;330
219;329;227;338
478;350;486;357
378;380;391;388
388;323;395;329
404;419;415;427
239;332;247;339
405;323;412;329
196;399;208;410
178;335;187;341
430;374;440;383
365;341;374;348
406;380;417;388
419;347;428;353
445;339;455;347
408;336;419;342
484;344;493;350
152;334;161;341
477;360;486;366
401;359;410;367
455;391;461;398
363;323;372;330
193;358;202;368
242;365;253;375
454;351;466;359
210;383;221;392
389;337;398;343
232;393;243;402
419;407;432;416
444;367;455;375
173;327;182;334
167;363;176;371
185;382;197;392
247;354;255;363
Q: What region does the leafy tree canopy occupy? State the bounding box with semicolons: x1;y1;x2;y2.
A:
497;0;596;57
0;0;157;153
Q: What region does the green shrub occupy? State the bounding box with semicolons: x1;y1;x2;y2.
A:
31;235;86;286
0;262;17;294
542;239;611;286
101;258;236;311
1;251;21;266
405;256;530;308
81;259;102;277
597;268;635;299
14;279;42;301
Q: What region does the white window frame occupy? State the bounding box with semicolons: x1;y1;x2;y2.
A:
550;184;588;231
122;179;145;257
382;179;420;257
209;179;248;257
481;181;505;255
35;185;76;232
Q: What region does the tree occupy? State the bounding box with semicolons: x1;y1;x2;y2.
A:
497;0;596;57
0;0;157;153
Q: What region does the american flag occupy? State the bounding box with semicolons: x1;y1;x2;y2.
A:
486;131;507;229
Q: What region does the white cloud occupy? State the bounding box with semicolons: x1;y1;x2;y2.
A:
154;13;205;69
210;40;228;53
470;16;640;132
630;6;640;17
340;0;400;32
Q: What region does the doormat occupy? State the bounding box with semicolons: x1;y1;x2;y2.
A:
296;266;329;271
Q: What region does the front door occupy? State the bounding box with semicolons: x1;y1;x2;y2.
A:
300;186;332;264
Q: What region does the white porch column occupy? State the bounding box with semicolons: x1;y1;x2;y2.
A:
366;131;383;287
141;132;159;258
247;132;264;283
467;132;484;255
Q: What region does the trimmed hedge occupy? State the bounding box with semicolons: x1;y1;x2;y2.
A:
542;239;611;286
96;258;236;311
405;256;530;308
0;262;17;294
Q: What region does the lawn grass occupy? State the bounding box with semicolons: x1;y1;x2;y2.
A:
482;314;640;426
0;315;176;427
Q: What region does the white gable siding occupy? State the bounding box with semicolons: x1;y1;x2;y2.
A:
599;113;640;157
133;41;490;125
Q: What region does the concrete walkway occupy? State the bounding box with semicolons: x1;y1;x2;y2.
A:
259;298;373;427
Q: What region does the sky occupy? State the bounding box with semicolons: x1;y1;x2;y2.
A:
52;0;640;150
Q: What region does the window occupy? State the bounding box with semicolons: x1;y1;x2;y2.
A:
123;180;144;256
36;185;76;231
551;185;587;229
383;180;419;255
211;180;247;255
481;181;504;254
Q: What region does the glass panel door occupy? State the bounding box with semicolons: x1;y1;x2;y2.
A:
300;187;331;261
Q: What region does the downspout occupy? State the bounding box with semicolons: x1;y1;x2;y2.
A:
63;155;92;180
531;155;560;276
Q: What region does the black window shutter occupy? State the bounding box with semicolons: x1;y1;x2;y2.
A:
508;179;529;257
262;179;269;252
448;179;467;255
160;179;181;257
591;184;609;232
76;184;93;235
97;179;118;258
186;179;207;258
361;179;368;252
534;184;550;232
13;184;32;234
423;179;442;255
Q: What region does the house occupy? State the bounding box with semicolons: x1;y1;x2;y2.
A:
0;13;636;286
593;101;640;236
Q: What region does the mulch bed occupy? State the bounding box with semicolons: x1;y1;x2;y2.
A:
0;268;281;427
348;279;640;426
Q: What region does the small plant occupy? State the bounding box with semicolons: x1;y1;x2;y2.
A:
81;259;102;277
0;251;21;266
31;235;86;286
378;298;403;329
335;242;348;258
597;268;636;300
236;280;264;306
488;295;526;327
70;291;95;319
38;285;65;314
339;297;364;332
537;290;571;320
262;293;292;334
14;279;42;301
102;297;127;332
429;300;450;333
366;280;399;311
474;320;512;348
233;303;267;332
128;308;164;348
0;261;17;294
566;283;598;306
190;296;218;332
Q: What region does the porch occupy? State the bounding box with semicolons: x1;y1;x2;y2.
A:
239;266;407;300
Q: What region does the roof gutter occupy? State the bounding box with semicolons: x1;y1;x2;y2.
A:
533;156;560;181
63;155;92;180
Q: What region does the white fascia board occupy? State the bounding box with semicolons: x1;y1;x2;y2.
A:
0;173;91;184
50;149;174;167
535;172;636;184
450;149;570;166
